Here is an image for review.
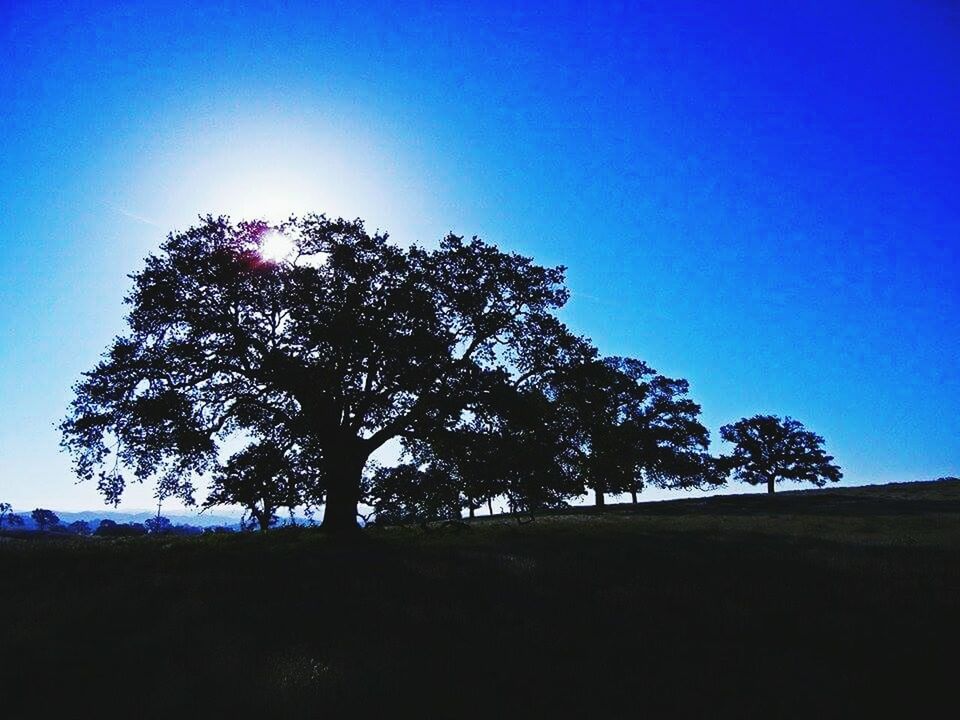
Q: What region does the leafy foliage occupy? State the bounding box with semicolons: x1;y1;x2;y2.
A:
67;520;91;536
61;215;578;530
204;439;313;531
719;415;842;493
94;519;147;537
144;516;173;534
547;356;721;504
30;508;60;531
367;463;463;526
0;502;19;530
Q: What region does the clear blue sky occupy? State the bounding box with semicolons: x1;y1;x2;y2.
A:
1;0;957;511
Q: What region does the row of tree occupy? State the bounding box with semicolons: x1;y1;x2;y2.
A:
59;214;841;532
0;506;70;532
367;413;842;526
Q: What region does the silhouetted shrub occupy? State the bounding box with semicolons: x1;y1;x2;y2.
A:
94;520;147;537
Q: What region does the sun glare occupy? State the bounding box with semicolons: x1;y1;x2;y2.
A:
259;229;294;262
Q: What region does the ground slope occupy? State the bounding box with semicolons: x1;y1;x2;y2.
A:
1;480;957;717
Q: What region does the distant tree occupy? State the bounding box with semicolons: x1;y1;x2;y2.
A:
169;524;203;536
408;378;586;521
67;520;91;536
60;215;580;532
548;357;721;506
94;519;147;537
144;516;173;534
719;415;842;494
94;520;147;537
31;508;60;532
94;519;118;535
1;503;25;531
0;502;17;530
397;375;585;521
489;384;584;516
409;426;504;518
203;525;235;535
368;463;462;526
204;439;309;531
628;370;726;501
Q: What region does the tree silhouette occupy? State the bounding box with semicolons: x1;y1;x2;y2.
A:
405;425;504;518
94;519;147;537
60;215;580;532
0;503;24;530
393;370;587;521
548;357;720;506
31;508;60;532
472;380;584;516
204;439;310;531
630;370;726;501
719;415;841;494
144;516;172;534
67;520;91;536
368;463;462;526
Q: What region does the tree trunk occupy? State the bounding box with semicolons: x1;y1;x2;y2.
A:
631;488;638;504
257;511;272;532
468;504;475;518
767;476;775;495
322;447;368;533
487;498;493;516
595;487;605;507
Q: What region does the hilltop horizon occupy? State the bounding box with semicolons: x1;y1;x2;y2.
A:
8;475;953;521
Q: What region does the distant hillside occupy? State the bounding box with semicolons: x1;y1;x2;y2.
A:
7;508;243;530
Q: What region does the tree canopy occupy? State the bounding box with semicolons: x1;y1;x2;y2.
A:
0;503;24;530
719;415;842;494
30;508;60;531
547;356;722;505
61;215;586;531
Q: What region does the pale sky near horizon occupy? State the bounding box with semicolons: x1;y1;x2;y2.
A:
1;1;957;512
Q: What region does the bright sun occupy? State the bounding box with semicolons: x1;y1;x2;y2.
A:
259;229;295;262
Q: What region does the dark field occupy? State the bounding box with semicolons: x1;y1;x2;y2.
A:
2;481;958;717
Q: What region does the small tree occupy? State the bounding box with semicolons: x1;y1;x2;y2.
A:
548;357;719;506
368;463;462;526
1;503;25;531
0;502;15;530
204;439;309;531
719;415;842;494
67;520;91;536
94;520;147;537
144;516;173;534
31;508;60;532
408;427;502;518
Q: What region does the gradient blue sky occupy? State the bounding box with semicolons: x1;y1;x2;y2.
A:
1;0;957;511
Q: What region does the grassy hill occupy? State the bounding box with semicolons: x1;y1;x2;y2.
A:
2;480;958;717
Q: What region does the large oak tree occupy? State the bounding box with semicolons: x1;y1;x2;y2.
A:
60;215;581;531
